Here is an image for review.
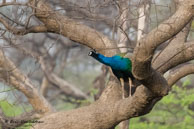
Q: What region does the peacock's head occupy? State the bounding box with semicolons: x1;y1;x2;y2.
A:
88;50;96;56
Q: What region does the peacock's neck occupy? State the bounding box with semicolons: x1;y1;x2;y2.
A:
91;53;112;66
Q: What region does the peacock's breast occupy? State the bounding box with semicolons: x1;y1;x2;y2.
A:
110;57;131;71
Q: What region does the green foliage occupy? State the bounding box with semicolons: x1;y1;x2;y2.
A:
182;78;191;87
0;100;23;117
130;78;194;129
0;100;33;129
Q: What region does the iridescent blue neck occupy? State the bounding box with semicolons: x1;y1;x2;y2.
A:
90;52;112;66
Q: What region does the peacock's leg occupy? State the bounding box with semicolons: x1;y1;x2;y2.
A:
129;78;132;97
120;78;125;99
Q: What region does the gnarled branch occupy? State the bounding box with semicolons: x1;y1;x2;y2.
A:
29;0;118;56
167;63;194;87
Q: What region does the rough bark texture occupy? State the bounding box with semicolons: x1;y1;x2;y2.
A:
137;1;151;41
29;0;118;56
167;64;194;86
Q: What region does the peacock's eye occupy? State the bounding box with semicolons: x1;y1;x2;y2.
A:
88;51;93;56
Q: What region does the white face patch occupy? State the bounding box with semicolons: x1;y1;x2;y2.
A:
88;51;93;56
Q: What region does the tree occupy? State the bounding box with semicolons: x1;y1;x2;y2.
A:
0;0;194;129
130;78;194;129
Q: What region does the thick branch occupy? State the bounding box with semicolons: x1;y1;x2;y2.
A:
29;0;118;56
32;79;160;129
132;0;194;96
154;42;194;73
167;63;194;87
152;21;192;72
133;0;193;78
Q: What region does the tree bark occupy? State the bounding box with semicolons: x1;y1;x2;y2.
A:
0;0;194;129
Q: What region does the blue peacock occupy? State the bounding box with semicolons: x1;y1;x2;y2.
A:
88;50;134;96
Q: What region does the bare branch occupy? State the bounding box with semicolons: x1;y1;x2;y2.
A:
133;0;193;78
29;0;118;56
40;77;49;97
51;0;115;28
137;0;151;41
167;63;194;87
152;21;192;65
4;38;89;100
0;16;49;34
170;21;191;43
32;79;160;129
153;42;194;73
15;25;49;35
132;0;194;96
41;64;89;100
0;49;53;115
117;0;130;53
0;1;27;8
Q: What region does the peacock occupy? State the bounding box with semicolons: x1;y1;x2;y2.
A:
88;50;134;97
